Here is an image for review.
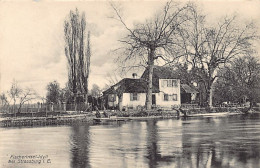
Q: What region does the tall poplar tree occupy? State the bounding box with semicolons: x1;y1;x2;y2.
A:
64;8;91;109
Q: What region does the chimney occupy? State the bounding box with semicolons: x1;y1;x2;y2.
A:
132;73;137;79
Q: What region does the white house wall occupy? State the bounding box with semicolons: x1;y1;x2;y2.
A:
156;79;181;108
112;79;181;110
155;92;180;108
122;93;146;108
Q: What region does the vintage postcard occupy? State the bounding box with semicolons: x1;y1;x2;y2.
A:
0;0;260;167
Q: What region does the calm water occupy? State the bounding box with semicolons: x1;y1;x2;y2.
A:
0;113;260;168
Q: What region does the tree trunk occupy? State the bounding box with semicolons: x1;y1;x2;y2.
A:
249;100;253;110
13;99;16;118
208;87;213;107
73;95;77;113
206;77;216;108
84;93;88;111
18;103;22;114
146;48;155;110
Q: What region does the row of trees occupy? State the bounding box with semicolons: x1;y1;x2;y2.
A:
214;55;260;107
170;55;260;107
45;81;102;105
112;1;259;109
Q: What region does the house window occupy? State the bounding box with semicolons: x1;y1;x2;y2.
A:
164;94;177;101
172;94;178;101
130;93;138;101
162;79;178;87
172;80;178;87
161;80;168;87
164;94;169;101
167;80;173;87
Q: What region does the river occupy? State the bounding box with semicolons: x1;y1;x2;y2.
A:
0;113;259;168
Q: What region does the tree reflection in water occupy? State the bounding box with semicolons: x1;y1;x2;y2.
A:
70;124;91;168
180;114;260;168
67;113;260;168
1;113;259;168
146;120;159;168
146;120;179;168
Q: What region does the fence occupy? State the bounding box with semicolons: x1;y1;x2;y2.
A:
0;103;92;115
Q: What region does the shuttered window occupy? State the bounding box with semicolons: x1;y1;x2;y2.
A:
164;94;177;101
172;94;177;101
172;80;178;87
164;94;169;101
161;80;168;87
161;79;178;87
130;93;138;101
167;80;173;87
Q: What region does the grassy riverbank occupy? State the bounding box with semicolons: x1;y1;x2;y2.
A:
1;106;258;127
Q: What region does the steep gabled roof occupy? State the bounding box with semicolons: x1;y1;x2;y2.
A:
121;78;147;93
141;65;179;79
103;78;159;95
103;66;183;95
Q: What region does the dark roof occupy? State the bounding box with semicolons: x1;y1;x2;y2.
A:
141;65;179;79
103;78;159;95
121;78;147;93
181;84;199;94
104;66;181;95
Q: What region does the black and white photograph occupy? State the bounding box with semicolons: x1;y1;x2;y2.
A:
0;0;260;167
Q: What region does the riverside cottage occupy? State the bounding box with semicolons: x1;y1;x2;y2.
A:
103;66;198;110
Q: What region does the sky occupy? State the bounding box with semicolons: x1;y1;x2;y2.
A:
0;0;260;97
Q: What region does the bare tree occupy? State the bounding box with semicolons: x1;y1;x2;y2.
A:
17;88;38;113
8;79;22;116
105;72;120;87
64;8;91;109
178;7;259;107
111;1;194;110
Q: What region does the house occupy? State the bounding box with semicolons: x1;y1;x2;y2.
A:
103;77;151;110
103;66;198;110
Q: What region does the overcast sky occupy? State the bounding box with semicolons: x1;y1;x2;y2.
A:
0;0;260;97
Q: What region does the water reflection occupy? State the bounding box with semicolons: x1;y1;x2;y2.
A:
180;114;260;168
146;120;159;168
70;125;90;168
1;113;259;168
